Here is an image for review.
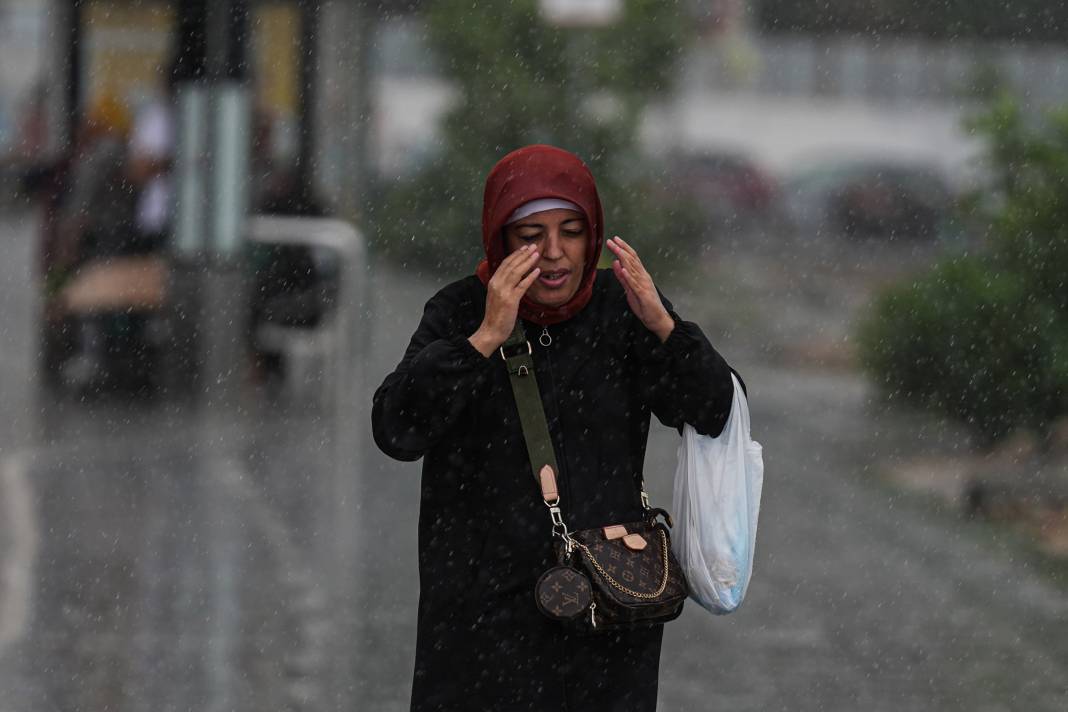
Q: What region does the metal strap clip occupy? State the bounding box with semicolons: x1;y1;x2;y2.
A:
499;340;532;361
549;504;564;527
547;502;569;538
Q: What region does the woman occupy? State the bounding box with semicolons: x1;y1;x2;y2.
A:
372;145;740;711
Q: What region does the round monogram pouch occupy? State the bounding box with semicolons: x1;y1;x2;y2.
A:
534;566;593;621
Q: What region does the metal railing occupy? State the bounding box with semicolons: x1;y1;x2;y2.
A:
245;216;367;413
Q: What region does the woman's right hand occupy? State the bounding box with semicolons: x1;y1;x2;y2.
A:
468;245;541;358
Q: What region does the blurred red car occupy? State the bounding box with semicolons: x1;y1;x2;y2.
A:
663;149;779;226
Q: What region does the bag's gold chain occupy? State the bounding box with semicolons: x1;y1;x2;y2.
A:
574;530;671;599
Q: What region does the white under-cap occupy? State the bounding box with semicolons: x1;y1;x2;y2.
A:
505;198;583;225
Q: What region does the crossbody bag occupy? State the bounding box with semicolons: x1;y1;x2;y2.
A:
499;321;688;632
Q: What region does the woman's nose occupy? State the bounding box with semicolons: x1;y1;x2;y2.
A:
542;231;564;260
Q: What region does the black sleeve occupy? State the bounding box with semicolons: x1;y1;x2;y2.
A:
631;289;740;437
371;287;495;461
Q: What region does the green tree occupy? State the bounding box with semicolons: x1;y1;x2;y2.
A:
370;0;700;274
858;94;1068;444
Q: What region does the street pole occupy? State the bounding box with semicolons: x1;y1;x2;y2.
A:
169;7;251;709
63;0;83;149
297;0;319;197
170;0;251;412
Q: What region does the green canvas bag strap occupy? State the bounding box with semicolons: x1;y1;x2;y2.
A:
500;320;559;487
499;321;650;540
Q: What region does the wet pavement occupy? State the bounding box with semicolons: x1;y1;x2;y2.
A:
1;209;1067;711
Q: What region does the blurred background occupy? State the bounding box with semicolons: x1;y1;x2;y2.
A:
0;0;1066;709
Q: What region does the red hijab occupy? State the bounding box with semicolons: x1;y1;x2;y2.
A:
477;144;605;326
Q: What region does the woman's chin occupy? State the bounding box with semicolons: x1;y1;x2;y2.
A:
529;286;578;308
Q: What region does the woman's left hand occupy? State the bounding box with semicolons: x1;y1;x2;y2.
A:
607;236;675;343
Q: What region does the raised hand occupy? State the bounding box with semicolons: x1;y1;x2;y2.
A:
607;236;675;343
468;245;541;357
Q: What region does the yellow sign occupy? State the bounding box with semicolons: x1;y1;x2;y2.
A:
252;2;300;119
82;1;175;116
81;1;300;123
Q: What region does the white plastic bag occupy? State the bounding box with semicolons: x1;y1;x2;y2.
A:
672;373;764;614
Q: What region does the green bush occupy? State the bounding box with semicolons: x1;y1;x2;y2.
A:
858;255;1067;442
857;95;1068;444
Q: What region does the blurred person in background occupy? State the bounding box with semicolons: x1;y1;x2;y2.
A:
40;94;139;390
47;93;135;278
49;83;175;395
373;145;741;711
126;79;175;254
18;82;72;278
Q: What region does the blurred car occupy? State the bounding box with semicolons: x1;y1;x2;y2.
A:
782;159;954;239
662;149;779;227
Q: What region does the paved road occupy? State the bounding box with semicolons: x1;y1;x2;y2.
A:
1;209;1066;711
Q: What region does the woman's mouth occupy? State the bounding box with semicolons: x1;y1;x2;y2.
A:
538;269;570;288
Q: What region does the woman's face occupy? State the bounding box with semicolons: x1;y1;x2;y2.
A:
503;208;589;307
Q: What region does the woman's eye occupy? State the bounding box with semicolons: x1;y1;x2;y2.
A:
518;234;540;242
563;230;584;237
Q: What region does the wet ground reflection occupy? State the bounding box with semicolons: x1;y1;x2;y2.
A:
2;393;361;711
